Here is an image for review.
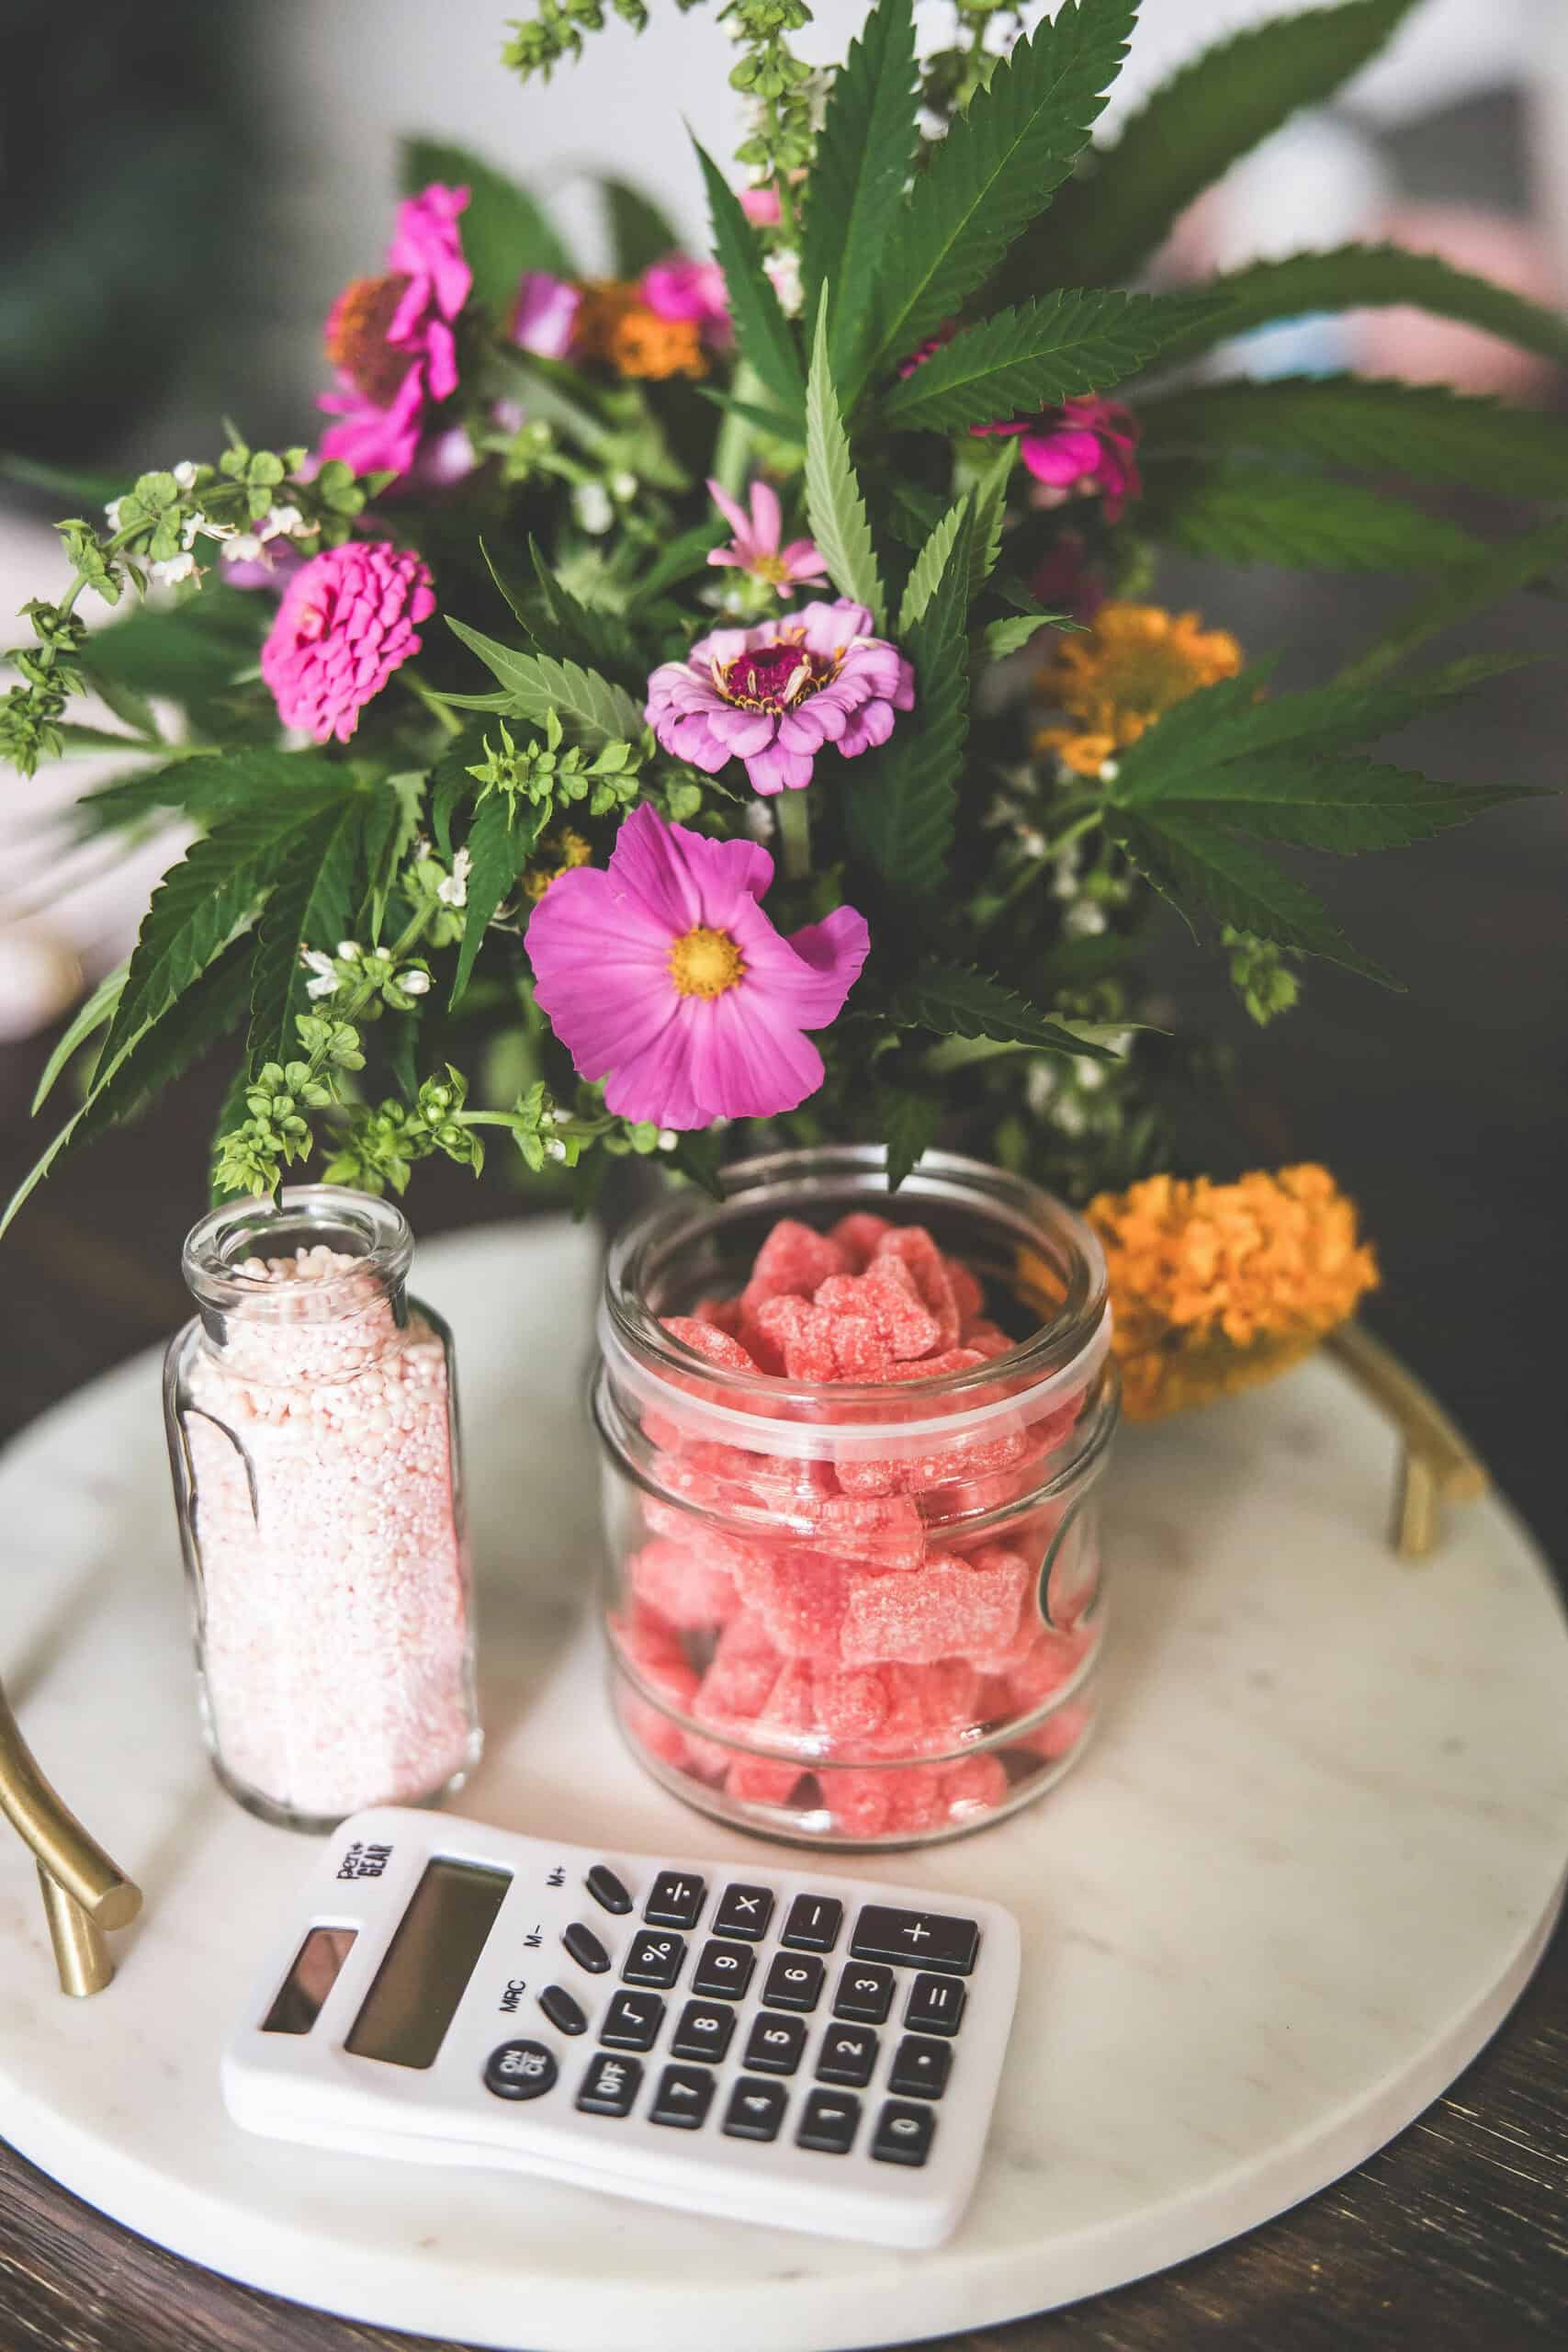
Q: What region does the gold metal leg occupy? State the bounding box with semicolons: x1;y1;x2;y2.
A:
1326;1320;1489;1560
0;1679;141;1995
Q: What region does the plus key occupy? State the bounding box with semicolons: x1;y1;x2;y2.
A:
849;1905;979;1976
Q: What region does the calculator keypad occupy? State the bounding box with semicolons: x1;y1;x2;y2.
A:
834;1963;895;2023
485;2040;558;2101
816;2023;879;2087
649;2063;715;2130
781;1894;843;1952
537;1984;588;2037
713;1884;773;1940
561;1921;611;1974
889;2035;952;2100
599;1990;664;2050
763;1951;824;2011
905;1973;966;2037
744;2013;806;2075
691;1939;755;2001
797;2088;860;2154
723;2076;786;2143
645;1872;706;1930
873;2100;936;2167
585;1864;632;1916
671;2001;736;2063
576;2051;641;2117
851;1905;979;1975
623;1930;686;1988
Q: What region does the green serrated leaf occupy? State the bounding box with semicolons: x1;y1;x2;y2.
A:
693;138;805;421
696;385;807;444
1137;375;1568;498
882;289;1200;434
892;961;1118;1057
878;1084;941;1192
845;504;972;896
446;618;644;744
800;0;920;392
96;791;344;1082
855;0;1138;402
361;773;426;942
1141;460;1483;571
1121;754;1543;854
805;303;886;626
641;520;730;600
1028;0;1420;291
31;967;125;1115
80;587;266;700
451;792;546;1009
1339;521;1568;684
246;797;366;1072
897;497;967;635
72;747;347;839
49;723;159;757
603;176;682;277
1108;807;1392;981
400;136;575;303
429;724;490;859
985;612;1069;661
1145;243;1568;375
525;537;640;681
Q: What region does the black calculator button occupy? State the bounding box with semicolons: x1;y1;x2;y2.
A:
691;1939;755;2001
744;2012;807;2075
576;2051;641;2117
484;2040;558;2101
671;2001;736;2063
763;1952;824;2012
723;2077;787;2143
561;1921;612;1975
781;1894;843;1952
713;1883;774;1940
815;2023;878;2087
649;2063;716;2130
600;1990;664;2051
796;2088;861;2154
537;1984;588;2037
905;1973;967;2037
622;1930;686;1988
852;1905;978;1975
585;1864;632;1916
834;1963;895;2024
889;2034;952;2099
644;1871;706;1929
873;2099;936;2167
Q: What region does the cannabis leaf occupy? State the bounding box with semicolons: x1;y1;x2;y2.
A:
451;792;547;1008
446;619;645;743
72;747;345;838
881;290;1203;434
1027;0;1421;290
801;0;920;394
1108;807;1392;981
805;304;886;626
1339;522;1568;684
892;962;1119;1058
985;613;1068;661
854;0;1137;403
694;138;806;421
247;796;366;1071
31;968;125;1115
1139;461;1482;571
400;136;575;298
897;497;967;635
877;1083;942;1192
845;504;972;896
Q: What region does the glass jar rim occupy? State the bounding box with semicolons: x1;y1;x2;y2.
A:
600;1144;1111;1456
182;1184;413;1315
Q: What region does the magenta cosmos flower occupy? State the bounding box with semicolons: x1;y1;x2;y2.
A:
646;600;915;797
527;804;869;1127
260;541;434;743
706;476;828;598
974;398;1142;522
319;185;471;481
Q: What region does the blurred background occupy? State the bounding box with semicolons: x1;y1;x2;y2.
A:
1;0;1563;1556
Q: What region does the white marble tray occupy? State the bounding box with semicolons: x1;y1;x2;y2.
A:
2;1219;1566;2352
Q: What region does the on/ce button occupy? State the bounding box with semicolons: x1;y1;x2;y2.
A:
484;2039;558;2099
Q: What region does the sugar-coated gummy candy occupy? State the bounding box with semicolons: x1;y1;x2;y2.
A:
740;1219;851;1317
941;1753;1009;1817
620;1691;691;1769
1015;1699;1092;1761
816;1258;941;1361
872;1657;982;1755
626;1537;739;1630
752;1294;841;1383
840;1546;1028;1666
694;1613;784;1725
660;1315;760;1375
828;1212;894;1271
962;1320;1014;1360
945;1254;986;1328
615;1603;700;1709
872;1226;961;1351
805;1490;926;1568
639;1498;764;1582
812;1666;891;1739
733;1549;852;1658
728;1755;805;1805
693;1295;746;1339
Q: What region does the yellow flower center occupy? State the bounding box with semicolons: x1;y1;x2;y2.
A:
1033;603;1245;778
669;924;746;998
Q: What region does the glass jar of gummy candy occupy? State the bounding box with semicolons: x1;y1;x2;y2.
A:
164;1186;480;1832
594;1147;1118;1849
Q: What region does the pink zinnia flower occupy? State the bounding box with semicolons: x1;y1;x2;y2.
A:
528;804;869;1128
513;270;581;359
646;600;915;797
260;541;435;744
318;185;471;481
974;398;1142;522
641;254;731;341
705;477;829;599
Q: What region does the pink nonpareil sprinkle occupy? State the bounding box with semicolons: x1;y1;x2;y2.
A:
180;1247;472;1821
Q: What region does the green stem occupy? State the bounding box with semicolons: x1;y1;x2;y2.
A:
398;669;462;737
775;788;811;883
715;359;765;499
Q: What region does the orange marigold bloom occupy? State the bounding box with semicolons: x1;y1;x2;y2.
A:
571;279;706;380
1034;602;1244;778
1087;1163;1379;1420
523;827;593;901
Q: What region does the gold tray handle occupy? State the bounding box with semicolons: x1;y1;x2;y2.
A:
0;1679;141;1996
1326;1320;1489;1559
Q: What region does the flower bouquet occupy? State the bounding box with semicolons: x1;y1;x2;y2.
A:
4;0;1560;1411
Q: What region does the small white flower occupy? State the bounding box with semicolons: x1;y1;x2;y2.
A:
103;497;124;530
299;948;339;1000
149;551;199;587
226;535;265;564
550;1107;571;1127
1017;826;1047;860
260;503;306;542
436;847;471;909
1025;1060;1061;1114
762;247;804;319
657;1129;678;1153
609;470;637;503
572;481;614;536
1054;1095;1089;1137
336;939;363;962
1077;1059;1107;1093
546;1136;570;1163
1065;899;1108;937
172;460;197;491
1098;758;1120;784
742;800;775;842
180;513;204;549
400;968;432;997
1049;852;1079;901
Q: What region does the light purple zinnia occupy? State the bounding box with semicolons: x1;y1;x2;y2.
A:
646;600;916;797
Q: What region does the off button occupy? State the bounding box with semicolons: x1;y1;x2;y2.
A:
484;2039;558;2100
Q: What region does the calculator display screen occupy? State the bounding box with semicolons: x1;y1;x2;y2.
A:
262;1926;358;2035
345;1859;512;2069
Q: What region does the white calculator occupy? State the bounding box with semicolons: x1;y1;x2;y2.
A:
223;1806;1021;2248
